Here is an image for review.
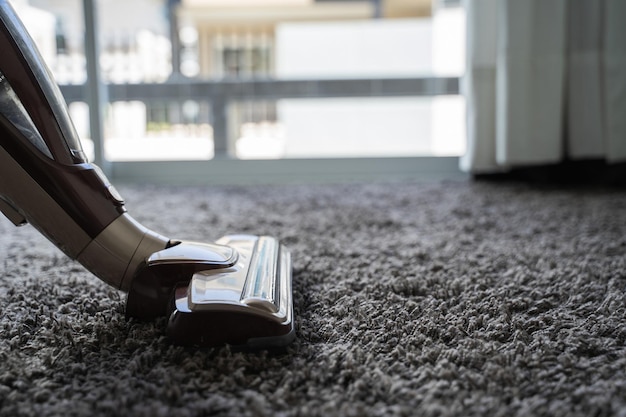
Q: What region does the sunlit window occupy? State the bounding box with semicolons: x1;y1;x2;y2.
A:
16;0;465;162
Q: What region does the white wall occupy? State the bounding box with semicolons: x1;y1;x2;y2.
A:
274;19;434;158
279;97;432;158
275;18;433;79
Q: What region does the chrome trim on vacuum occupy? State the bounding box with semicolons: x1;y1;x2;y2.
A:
187;235;290;322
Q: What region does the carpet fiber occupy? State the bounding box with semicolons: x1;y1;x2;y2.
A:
1;180;625;416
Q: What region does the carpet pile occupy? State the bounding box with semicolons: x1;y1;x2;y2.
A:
1;180;625;416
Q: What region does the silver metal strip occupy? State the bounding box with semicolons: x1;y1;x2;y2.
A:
240;236;280;313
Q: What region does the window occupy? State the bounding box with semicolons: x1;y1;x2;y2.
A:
17;0;466;181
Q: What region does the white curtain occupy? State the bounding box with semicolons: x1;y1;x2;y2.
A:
461;0;626;173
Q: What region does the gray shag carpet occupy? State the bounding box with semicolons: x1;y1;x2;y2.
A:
1;180;625;417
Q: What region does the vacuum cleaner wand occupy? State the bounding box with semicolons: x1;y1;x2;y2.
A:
0;1;294;349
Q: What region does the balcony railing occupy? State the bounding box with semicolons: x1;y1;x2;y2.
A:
60;76;459;159
58;76;465;184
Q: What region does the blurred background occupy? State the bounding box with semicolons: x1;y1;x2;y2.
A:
10;0;465;180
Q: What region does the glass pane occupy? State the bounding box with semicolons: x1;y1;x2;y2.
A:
0;71;53;159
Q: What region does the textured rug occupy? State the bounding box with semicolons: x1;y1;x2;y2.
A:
0;180;625;416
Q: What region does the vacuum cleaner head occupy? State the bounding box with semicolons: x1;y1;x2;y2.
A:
125;234;295;349
165;235;294;348
0;1;294;349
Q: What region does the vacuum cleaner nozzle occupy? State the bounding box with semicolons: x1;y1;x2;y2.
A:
127;235;295;348
0;1;294;349
164;235;294;348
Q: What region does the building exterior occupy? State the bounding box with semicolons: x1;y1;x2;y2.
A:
175;0;432;78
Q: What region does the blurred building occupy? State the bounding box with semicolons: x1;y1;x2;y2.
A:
19;0;433;82
172;0;447;159
175;0;432;78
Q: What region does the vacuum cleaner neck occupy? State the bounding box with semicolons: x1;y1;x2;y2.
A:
0;0;169;289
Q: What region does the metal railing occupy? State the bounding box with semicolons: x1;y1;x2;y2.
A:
60;76;460;158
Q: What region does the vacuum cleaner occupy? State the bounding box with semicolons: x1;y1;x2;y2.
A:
0;1;294;349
